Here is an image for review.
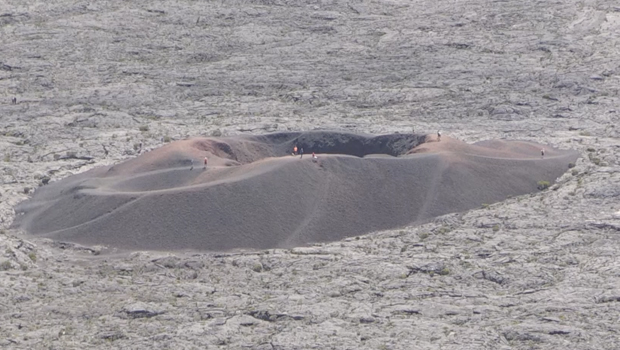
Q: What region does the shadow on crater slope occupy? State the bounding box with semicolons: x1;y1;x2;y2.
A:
14;131;579;251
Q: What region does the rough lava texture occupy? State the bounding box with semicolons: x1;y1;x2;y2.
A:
0;0;619;349
14;132;578;251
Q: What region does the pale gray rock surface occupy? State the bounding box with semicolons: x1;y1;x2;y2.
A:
1;0;619;349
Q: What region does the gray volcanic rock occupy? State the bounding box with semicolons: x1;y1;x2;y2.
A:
0;0;619;349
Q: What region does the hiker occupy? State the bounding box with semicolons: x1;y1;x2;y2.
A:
11;97;16;104
541;149;545;158
437;130;441;142
299;147;304;159
293;145;298;156
312;152;318;163
190;159;194;171
204;156;208;169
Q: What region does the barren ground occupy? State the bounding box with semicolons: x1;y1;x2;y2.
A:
0;0;619;349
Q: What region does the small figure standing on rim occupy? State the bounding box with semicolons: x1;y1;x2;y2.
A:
204;156;208;169
293;145;298;156
541;149;545;158
299;147;304;159
437;130;441;142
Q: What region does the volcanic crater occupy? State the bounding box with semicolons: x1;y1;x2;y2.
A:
14;131;579;251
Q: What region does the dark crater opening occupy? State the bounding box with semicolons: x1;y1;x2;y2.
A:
246;131;427;158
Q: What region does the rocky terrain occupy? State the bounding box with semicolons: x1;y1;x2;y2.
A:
0;0;619;348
